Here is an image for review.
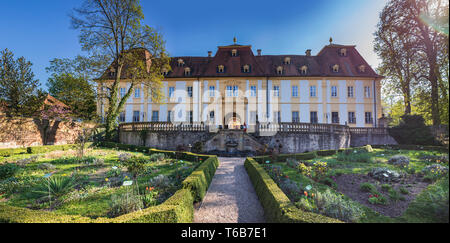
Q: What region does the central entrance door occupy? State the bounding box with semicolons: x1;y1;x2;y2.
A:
227;115;242;129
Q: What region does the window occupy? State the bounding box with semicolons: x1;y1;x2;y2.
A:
250;111;257;123
233;86;239;97
365;112;372;124
120;88;126;98
310;86;316;97
347;86;354;98
226;86;233;97
187;86;193;98
162;68;168;76
177;59;184;67
292;86;298;97
231;49;237;57
209;111;215;122
348;112;356;124
331;112;339;124
331;86;337;97
169;87;175;98
277;66;283;75
250;86;257;97
209;86;215;97
119;112;125;122
284;57;291;65
242;65;250;73
339;48;347;57
358;65;366;73
168;111;172;122
292;111;299;123
189;111;193;123
152;111;159;122
273;86;280;97
310;112;318;124
274;111;281;123
364;86;371;98
332;64;339;73
184;67;191;76
133;111;140;122
134;88;141;98
217;65;225;73
300;65;308;75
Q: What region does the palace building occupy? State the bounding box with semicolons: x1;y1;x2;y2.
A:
97;39;383;132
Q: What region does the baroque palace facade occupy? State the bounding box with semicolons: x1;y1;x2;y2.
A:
97;39;383;132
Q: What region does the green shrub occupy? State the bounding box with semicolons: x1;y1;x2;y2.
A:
286;158;300;168
32;176;75;200
0;148;27;157
297;163;312;177
388;188;405;202
360;182;377;193
381;184;392;192
316;149;337;156
368;194;388;205
314;189;365;222
337;151;373;163
399;186;409;195
389;115;440;146
0;163;21;180
149;153;166;162
107;191;144;218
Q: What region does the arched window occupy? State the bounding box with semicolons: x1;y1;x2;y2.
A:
217;65;225;73
277;66;283;75
332;64;339;73
243;64;250;73
177;59;185;67
184;67;191;76
300;65;308;75
283;57;291;65
231;49;238;57
339;48;347;57
358;65;366;73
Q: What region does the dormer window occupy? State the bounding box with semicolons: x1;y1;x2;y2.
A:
217;65;225;73
110;67;116;77
339;48;347;57
177;59;185;67
161;67;168;76
332;64;340;73
277;66;283;75
283;57;291;65
358;65;366;73
300;65;308;75
184;67;191;76
231;49;237;57
242;64;250;73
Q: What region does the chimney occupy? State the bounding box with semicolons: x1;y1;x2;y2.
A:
208;51;212;57
305;49;311;56
257;49;262;56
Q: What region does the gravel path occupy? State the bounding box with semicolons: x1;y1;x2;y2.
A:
194;157;265;223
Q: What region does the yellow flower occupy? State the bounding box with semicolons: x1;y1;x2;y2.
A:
105;178;109;182
62;174;67;177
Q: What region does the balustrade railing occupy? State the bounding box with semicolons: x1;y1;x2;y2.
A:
119;122;206;132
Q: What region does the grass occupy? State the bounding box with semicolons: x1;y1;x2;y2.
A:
265;148;449;223
0;147;198;219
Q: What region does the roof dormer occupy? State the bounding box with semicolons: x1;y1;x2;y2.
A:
242;64;250;73
177;59;185;67
300;65;308;75
358;64;366;73
184;67;191;76
161;67;169;76
332;64;340;73
217;65;225;73
283;57;291;65
231;49;238;57
339;48;347;57
277;66;283;75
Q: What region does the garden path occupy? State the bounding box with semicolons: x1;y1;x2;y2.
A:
193;157;265;223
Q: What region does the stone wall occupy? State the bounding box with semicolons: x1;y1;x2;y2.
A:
350;133;398;147
0;117;92;148
119;130;212;150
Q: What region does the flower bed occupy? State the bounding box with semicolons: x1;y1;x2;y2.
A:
0;143;219;223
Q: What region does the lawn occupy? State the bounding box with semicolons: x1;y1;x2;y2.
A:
262;147;449;223
0;146;199;219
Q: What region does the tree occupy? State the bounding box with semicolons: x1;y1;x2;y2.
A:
46;56;99;121
0;49;41;117
70;0;170;140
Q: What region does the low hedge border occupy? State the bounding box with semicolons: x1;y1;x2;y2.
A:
0;143;94;157
182;156;219;202
371;144;448;153
244;158;341;223
0;155;219;223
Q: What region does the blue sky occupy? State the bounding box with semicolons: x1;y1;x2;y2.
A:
0;0;387;89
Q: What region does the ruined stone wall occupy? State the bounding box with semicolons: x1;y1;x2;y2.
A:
0;117;92;148
119;130;212;150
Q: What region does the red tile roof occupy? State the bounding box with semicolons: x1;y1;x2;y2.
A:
100;43;382;80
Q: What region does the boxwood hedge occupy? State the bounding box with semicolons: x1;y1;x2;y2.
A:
182;156;219;202
244;157;342;223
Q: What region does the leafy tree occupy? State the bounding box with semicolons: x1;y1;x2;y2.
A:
70;0;171;140
389;114;439;145
376;0;449;126
47;56;97;120
0;49;41;117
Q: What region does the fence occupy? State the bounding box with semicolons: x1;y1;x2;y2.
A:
119;122;206;132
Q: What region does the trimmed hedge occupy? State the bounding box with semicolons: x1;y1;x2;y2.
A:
316;149;338;156
371;144;448;153
182;156;219;202
0;148;27;157
0;144;91;157
244;158;342;223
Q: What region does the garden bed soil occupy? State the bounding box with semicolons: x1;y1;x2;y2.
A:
334;173;430;218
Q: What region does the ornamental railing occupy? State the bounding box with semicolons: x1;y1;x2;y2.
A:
348;127;389;135
257;122;350;134
119;122;206;132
